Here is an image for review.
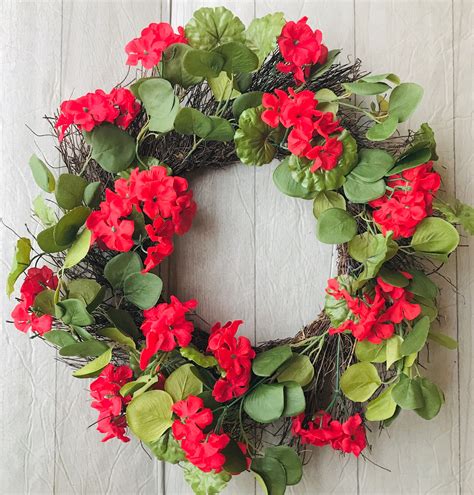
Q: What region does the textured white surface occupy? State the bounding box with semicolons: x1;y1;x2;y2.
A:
0;0;472;494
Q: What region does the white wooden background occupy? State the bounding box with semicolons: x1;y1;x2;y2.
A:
0;0;472;493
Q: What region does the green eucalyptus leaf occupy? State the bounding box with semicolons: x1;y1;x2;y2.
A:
428;331;457;350
72;348;112;378
308;49;341;80
366;114;398;142
244;383;285;423
273;157;317;199
400;316;430;356
351;149;395;182
365;385;397;421
413;295;439;322
162;43;203;88
252;345;293;377
67;279;102;309
414;377;444;420
185;6;245;50
53;206;90;246
55;298;95;326
245;12;285;64
404;268;438;300
265;446;302;486
277;354;314;387
83;181;102;208
180;345;217;368
222;438;248;474
33;289;56;315
316;208;357;244
164;364;203;402
183;49;225;79
6;237;31;296
126;390;174;442
55;173;87;210
29;154;55;192
391;374;424;410
388;148;432;176
410;217;459;256
213;41;259;74
379;268;410;287
340;362;381;402
343;81;390;95
315;88;339;114
174;107;213;138
37;226;71;253
43;330;76;348
281;381;306;417
32;195;56;227
123;272;162;310
386;335;403;369
107;308;140;340
104;252;143;289
232;91;263;119
348;232;394;281
343;175;386;203
388;82;424;123
312;191;346;218
96;327;136;349
205;116;234;142
251;456;287;495
355;340;387;363
59;340;109;357
64;228;91;268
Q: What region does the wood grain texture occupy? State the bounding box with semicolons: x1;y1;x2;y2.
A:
0;0;472;494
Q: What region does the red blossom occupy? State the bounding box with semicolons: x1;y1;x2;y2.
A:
140;296;198;369
206;320;255;402
369;162;441;239
307;136;344;172
90;364;133;442
125;22;187;69
277;17;328;84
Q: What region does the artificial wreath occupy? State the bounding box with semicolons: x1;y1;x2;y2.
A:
6;8;473;495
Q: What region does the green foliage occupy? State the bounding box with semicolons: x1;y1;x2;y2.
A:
162;43;203;88
6;237;31;296
388;148;432;175
83;181;102;208
385;335;403;369
350;149;395;182
415;377;444;420
180;345;217;368
252;345;293;376
312;191;346;218
324;274;355;327
251;456;287;495
355;340;387;363
389;83;424;123
433;197;474;235
428;331;457;350
232;91;263;119
277;354;314;387
43;330;76;348
147;431;185;464
245;12;285;64
53;206;90;246
183;49;225;79
164;364;203;402
37;226;71;253
185;6;245;50
174;108;213;137
234;106;282;166
64;228;91;268
67;279;102;309
410;217;460;259
59;340;109;358
55;173;87;210
29;154;55;192
403;122;438;161
379;268;410;288
281;381;306;417
123;272;163;310
86;123;136;173
308;49;341;80
265;446;302;486
221;438;248;474
391;375;423;410
32;195;56;227
316;208;357;244
272;157;317;200
107;307;140;340
360;73;400;85
72;348;112;378
33;289;56;315
55;298;95;326
343;81;391;95
126;390;174;443
183;462;232;495
104;252;143;289
405;268;438;300
207;72;241;101
366;115;398;142
213;42;259;75
244;383;285;423
206;116;235;142
96;327;136;349
340;362;381;402
365;385;397;421
315;88;339;114
400;316;430;356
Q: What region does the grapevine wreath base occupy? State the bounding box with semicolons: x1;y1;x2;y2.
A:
6;8;473;495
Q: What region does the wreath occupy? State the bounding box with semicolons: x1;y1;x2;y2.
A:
6;8;473;495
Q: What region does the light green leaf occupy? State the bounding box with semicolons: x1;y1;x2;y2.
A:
244;383;285;423
411;217;459;256
365;385;397;421
104;252;143;289
59;340;109;357
72;348;112;378
126;390;174;443
207;71;241;101
355;340;387;363
162;43;203;89
265;446;302;486
351;149;395;182
67;279;102;309
401;316;430;356
343;81;390;95
252;345;293;377
147;431;185;464
183;462;232;495
55;173;87;210
245;12;285;64
6;237;31;296
348;232;394;281
433;197;474;235
340;362;381;402
96;327;136;349
123;272;162;310
324;274;355;327
312;191;346;218
174;107;213;138
315;88;339;114
281;381;306;417
272;157;317;200
388;82;424;123
391;374;424;410
29;154;55;192
316;208;357;244
366;114;398;142
414;377;444;420
164;364;203;402
361;73;400;85
428;331;457;350
32;195;56;227
43;330;76;348
343;175;386;203
55;298;95;326
64;228;91;268
277;354;314;387
386;335;403;369
185;6;245;50
180;345;217;368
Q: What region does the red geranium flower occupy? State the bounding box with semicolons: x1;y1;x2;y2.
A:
307;136;343;172
125;22;187;69
140;296;198;369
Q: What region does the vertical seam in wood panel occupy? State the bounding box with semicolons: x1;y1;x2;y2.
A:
452;0;461;492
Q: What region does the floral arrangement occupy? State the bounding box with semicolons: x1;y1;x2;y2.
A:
6;8;473;495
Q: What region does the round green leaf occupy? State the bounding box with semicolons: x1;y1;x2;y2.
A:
355;340;387;363
281;381;306;417
388;82;424;123
405;268;439;300
277;354;314;387
174;107;213;138
205;116;234;142
88;123;136;173
232;92;264;119
64;228;91;268
400;316;430;356
55;298;95;326
265;446;302;486
414;377;444;420
379;268;410;288
83;181;102;208
6;237;31;296
222;438;248;474
96;327;136;349
244;383;285;423
67;279;102;308
183;47;225;79
343;175;386;203
32;195;56;228
234;106;282;166
43;330;76;348
391;374;424;410
104;252;143;289
316;208;357;244
29;154;55;192
340;362;381;402
37;226;71;253
343;81;390;95
313;191;346;218
126;390;174;443
251;457;287;495
351;149;395;182
387;147;432;176
273;158;317;200
366;114;398;142
55;173;87;210
164;364;203;402
185;6;245;50
123;272;163;310
33;289;56;315
72;348;112;378
411;217;460;255
107;307;140;340
365;385;397;421
54;206;90;246
252;345;293;377
162;43;203;88
386;335;403;369
213;41;259;74
59;340;109;357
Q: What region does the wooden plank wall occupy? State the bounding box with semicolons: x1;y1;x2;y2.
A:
0;0;471;493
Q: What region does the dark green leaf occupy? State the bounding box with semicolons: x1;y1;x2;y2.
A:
402;122;438;161
251;456;287;495
53;206;90;246
281;381;305;417
213;41;259;74
414;377;444;420
401;316;430;356
174;107;213;138
59;340;109;357
205;116;234;142
388;148;432;176
316;208;358;244
343;175;386;203
83;181;102;208
351;149;395;182
67;279;102;308
183;49;225;78
104;252;143;289
265;446;302;486
405;268;439;299
222;438;248;474
162;43;203;88
55;298;95;326
43;330;76;348
308;49;341;80
107;308;140;340
244;383;285;423
33;289;56;315
29;154;55;192
379;268;410;288
391;374;424;410
55;173;87;210
232;91;263;119
123;272;163;309
252;345;293;377
37;226;71;253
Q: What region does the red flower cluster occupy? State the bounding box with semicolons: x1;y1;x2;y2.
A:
277;17;328;84
326;273;421;343
86;166;197;271
207;320;255;403
90;364;133;442
172;396;230;473
262;88;343;172
292;411;367;457
369;162;441;239
125;22;187;69
140;296;198;370
55;87;140;140
11;266;58;335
